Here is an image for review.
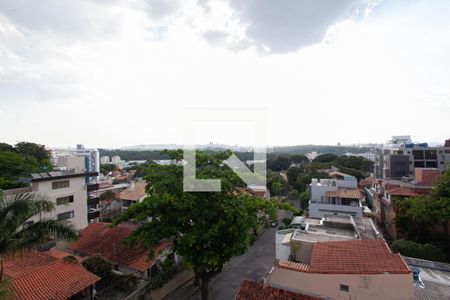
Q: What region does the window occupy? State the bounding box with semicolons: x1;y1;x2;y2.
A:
425;150;437;160
52;180;70;189
413;150;424;160
426;161;437;168
57;210;74;221
340;284;349;292
57;195;74;205
414;161;425;168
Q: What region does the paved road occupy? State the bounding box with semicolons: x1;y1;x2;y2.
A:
206;227;277;300
165;227;277;300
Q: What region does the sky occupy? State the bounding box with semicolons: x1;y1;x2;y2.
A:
0;0;449;149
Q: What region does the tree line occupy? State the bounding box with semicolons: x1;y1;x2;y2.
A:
0;142;52;190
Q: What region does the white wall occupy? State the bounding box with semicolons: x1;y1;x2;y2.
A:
31;177;88;230
275;230;293;261
269;267;414;300
309;202;363;218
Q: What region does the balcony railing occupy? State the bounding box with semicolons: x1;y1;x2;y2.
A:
88;209;100;220
88;197;100;206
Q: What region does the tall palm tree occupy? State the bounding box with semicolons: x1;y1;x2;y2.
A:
0;190;78;281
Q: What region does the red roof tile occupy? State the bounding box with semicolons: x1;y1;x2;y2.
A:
235;280;322;300
119;182;147;202
4;251;99;300
3;251;56;278
308;240;411;274
278;240;411;275
277;261;310;272
69;223;171;272
387;187;420;197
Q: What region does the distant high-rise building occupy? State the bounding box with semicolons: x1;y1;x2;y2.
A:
375;136;450;179
100;156;110;164
51;145;100;182
111;156;121;165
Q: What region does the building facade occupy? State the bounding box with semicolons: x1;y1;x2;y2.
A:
100;156;110;164
309;173;363;218
269;240;413;300
375;136;450;179
364;168;441;240
18;170;98;230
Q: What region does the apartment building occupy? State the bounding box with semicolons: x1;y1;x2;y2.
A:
375;136;450;179
51;144;100;182
364;168;441;239
18;170;98;230
269;240;413;300
100;155;110;164
308;172;363;218
111;155;121;165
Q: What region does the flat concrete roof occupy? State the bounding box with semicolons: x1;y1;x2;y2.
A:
290;225;357;243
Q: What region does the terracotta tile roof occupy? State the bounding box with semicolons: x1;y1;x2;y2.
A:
43;249;82;262
238;186;268;198
324;189;362;199
235;280;322;300
69;223;170;272
119;182;147;201
308;240;411;274
278;240;411;275
386;187;420;197
277;260;310;272
4;251;99;300
3;251;57;278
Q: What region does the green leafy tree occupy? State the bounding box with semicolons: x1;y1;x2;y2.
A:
113;151;293;300
293;174;312;193
334;155;374;175
391;239;447;262
267;156;291;172
267;171;288;198
0;141;53;190
0;191;78;281
299;191;310;210
0;143;14;153
312;153;338;163
289;154;309;166
286;166;303;186
100;164;117;175
282;217;292;226
432;169;450;199
14;142;51;163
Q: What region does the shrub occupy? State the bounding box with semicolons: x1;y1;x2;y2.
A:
391;239;447;262
82;255;113;277
282;217;293;226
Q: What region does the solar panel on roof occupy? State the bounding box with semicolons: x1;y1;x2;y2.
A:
31;173;42;178
39;173;50;178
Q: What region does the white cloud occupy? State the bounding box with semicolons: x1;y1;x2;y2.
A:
0;0;449;147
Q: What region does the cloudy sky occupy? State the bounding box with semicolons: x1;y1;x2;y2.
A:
0;0;449;148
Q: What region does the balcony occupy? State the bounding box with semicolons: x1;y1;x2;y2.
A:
88;209;100;220
88;196;100;206
87;183;99;192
